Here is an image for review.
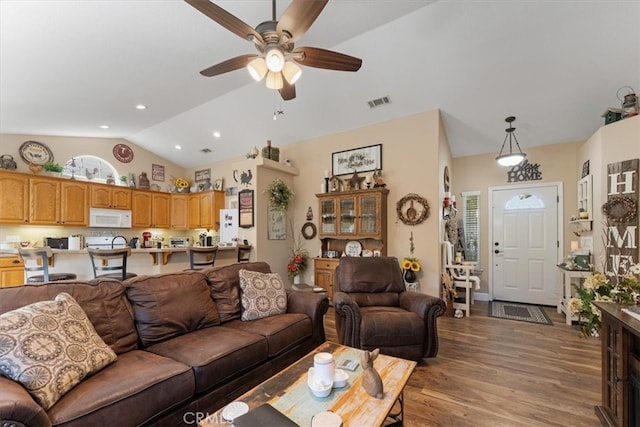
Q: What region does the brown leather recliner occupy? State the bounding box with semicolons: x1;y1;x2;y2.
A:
333;256;446;361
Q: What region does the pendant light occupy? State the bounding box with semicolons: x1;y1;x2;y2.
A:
496;116;526;167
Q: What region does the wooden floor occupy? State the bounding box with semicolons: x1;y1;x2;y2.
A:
324;301;602;427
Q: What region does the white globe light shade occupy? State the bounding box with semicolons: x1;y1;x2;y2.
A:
247;57;267;81
496;153;526;167
265;47;285;72
265;71;283;90
282;61;302;84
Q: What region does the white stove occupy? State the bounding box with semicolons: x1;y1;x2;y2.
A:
85;236;127;249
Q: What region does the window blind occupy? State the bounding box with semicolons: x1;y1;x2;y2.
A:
462;192;480;262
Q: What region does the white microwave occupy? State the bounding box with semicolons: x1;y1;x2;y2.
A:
89;208;132;228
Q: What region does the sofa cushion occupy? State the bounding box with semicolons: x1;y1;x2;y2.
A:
239;270;287;321
47;350;194;426
146;326;268;394
0;279;138;354
0;293;117;410
223;313;311;357
125;271;221;347
202;262;272;322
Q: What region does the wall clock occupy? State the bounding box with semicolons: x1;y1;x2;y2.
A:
19;140;53;165
113;143;134;163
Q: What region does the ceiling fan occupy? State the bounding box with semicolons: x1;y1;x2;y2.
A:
185;0;362;101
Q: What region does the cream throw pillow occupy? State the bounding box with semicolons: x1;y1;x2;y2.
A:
239;270;287;321
0;292;117;410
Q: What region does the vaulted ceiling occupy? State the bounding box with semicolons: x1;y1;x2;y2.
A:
1;1;638;168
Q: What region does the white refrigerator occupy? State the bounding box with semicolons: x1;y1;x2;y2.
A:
219;209;238;246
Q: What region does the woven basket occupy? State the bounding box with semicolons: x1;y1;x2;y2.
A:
261;146;280;162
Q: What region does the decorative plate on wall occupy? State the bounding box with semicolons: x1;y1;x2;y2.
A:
19;140;53;165
113;143;134;163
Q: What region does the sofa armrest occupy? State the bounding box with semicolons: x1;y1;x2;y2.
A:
333;292;362;348
0;376;51;427
286;290;329;345
399;292;446;358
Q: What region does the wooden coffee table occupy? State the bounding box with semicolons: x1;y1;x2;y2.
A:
200;341;416;426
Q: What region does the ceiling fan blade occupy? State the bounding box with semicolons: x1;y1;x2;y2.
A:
185;0;263;44
200;54;257;77
293;47;362;71
279;81;296;101
277;0;328;43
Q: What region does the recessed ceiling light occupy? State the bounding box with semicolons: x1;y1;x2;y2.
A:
136;104;147;110
175;145;182;150
213;131;221;138
100;125;110;129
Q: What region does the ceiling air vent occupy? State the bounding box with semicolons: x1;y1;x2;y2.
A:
367;95;391;109
200;148;212;153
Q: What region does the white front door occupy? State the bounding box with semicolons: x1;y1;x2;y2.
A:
491;184;560;305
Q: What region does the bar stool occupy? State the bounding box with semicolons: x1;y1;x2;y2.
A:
186;246;218;270
87;247;137;280
237;244;252;262
18;247;77;283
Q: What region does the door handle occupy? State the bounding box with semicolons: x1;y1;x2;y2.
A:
494;249;502;254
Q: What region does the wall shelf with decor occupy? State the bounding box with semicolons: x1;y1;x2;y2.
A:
569;219;592;234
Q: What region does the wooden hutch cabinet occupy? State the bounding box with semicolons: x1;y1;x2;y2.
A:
595;301;640;427
314;187;388;301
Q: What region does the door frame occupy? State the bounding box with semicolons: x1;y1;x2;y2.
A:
487;181;564;302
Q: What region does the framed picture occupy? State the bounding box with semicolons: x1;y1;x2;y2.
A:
226;186;238;196
195;168;211;182
267;206;287;240
151;164;165;182
214;178;224;190
332;144;382;176
238;189;254;228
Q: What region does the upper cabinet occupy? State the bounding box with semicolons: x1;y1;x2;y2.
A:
317;188;388;255
131;190;171;228
0;171;29;224
171;194;189;230
188;190;224;230
90;184;131;210
29;177;88;226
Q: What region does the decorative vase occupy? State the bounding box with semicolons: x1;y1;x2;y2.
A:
293;275;302;285
404;269;416;283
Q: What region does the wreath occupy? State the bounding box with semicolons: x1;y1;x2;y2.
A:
265;179;294;209
301;222;317;240
396;193;430;225
602;196;637;223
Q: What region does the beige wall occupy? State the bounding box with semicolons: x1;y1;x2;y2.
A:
0;134;184;189
452;140;584;295
578;116;640;270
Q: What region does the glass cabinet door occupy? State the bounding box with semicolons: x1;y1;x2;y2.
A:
359;194;379;235
339;197;356;235
320;199;336;235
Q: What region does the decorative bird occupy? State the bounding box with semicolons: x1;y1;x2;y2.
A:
85;167;98;180
28;163;43;174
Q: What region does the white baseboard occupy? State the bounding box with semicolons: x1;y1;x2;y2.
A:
473;292;489;301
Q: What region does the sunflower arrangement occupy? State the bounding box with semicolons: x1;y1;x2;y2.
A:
401;257;421;272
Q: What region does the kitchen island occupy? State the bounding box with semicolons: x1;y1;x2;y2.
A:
5;246;246;281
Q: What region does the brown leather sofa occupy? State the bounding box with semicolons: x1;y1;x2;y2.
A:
0;262;328;426
333;257;445;361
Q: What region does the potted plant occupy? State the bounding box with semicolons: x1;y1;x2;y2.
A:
43;162;64;177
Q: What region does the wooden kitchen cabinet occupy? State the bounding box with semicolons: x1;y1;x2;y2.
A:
171;194;188;229
0;256;25;288
131;190;171;228
29;177;88;226
188;190;224;230
90;184;131;209
0;170;29;224
313;258;339;302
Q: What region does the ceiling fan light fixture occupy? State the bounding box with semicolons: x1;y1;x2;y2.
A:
247;57;268;81
282;61;302;84
265;46;285;72
495;116;527;167
265;71;283;90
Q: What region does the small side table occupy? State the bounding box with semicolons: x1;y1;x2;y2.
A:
556;264;591;325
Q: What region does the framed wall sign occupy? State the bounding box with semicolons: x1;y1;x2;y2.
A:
332;144;382;176
195;168;211;182
267;206;287;240
238;189;254;228
151;164;165;181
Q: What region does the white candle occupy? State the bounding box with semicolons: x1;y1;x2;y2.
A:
445;191;451;198
571;241;579;252
324;169;329;178
451;195;456;203
321;183;325;193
